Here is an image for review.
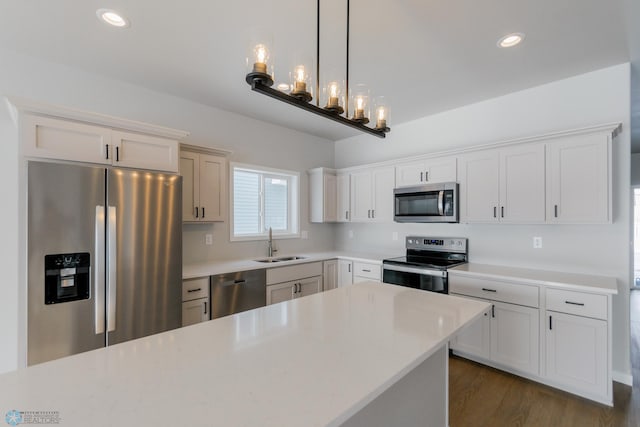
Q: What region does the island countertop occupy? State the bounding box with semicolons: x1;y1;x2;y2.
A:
0;282;489;427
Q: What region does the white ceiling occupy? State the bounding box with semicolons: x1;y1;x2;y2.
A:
0;0;637;145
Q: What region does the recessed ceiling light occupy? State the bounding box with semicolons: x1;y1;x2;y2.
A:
497;33;524;48
96;9;130;28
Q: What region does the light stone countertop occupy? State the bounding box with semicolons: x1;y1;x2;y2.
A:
449;263;618;294
183;251;396;279
0;281;489;427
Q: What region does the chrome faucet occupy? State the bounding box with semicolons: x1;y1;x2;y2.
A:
267;227;276;257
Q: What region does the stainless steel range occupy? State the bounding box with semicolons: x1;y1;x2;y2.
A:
382;236;468;294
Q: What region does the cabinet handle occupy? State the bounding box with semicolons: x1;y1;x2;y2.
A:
298;283;302;293
565;301;585;306
195;207;199;218
491;305;495;318
420;172;424;182
345;210;349;220
425;171;429;181
293;284;297;294
203;301;207;315
105;144;110;160
367;209;371;218
549;315;553;330
372;209;375;218
348;264;351;273
116;146;120;162
362;269;371;272
554;205;558;218
234;279;246;284
187;288;202;293
482;288;497;293
202;207;205;218
501;206;504;218
493;207;497;218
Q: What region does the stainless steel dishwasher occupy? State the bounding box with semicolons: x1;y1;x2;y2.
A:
210;269;267;319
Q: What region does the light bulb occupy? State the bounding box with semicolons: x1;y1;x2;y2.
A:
295;66;306;82
356;97;364;110
377;107;386;121
252;44;270;74
329;82;338;98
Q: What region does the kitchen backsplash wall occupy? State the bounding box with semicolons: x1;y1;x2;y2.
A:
334;63;632;381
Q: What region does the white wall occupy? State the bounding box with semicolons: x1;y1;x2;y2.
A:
335;64;633;381
0;48;335;373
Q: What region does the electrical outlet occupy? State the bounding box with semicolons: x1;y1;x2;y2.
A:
205;234;213;245
301;230;308;239
533;237;542;249
348;230;354;239
392;232;398;241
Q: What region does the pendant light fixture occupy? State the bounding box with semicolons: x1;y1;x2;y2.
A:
245;0;390;138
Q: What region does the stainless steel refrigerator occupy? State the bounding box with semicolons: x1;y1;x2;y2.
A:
27;161;182;366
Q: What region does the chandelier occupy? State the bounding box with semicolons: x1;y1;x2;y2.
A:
245;0;390;138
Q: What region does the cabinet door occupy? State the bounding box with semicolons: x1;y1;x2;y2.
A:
112;130;179;173
180;151;200;222
350;171;373;222
499;144;545;223
546;311;607;397
371;166;395;222
199;154;226;222
546;133;610;223
395;160;425;187
425;157;457;183
491;301;539;376
450;295;491;360
324;173;338;222
338;260;353;287
182;298;209;327
323;260;338;291
297;276;322;298
266;281;295;305
336;173;351;222
21;114;111;165
459;150;500;223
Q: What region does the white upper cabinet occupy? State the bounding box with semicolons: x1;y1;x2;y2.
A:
336;173;351;222
546;133;611;223
111;130;179;173
308;168;337;223
20;113;183;173
460;144;545;223
395;156;457;187
180;148;227;223
350;166;395;223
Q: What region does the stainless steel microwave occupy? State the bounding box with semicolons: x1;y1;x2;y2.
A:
394;182;459;223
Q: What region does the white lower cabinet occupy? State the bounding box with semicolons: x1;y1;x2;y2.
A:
266;262;323;305
182;277;210;327
267;276;322;305
182;298;209;326
451;296;539;376
338;260;353;286
353;262;382;283
545;311;607;397
323;259;338;291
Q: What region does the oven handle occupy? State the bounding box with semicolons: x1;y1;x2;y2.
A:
438;191;444;216
383;264;446;278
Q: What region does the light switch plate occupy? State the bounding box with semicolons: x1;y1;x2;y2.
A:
533;237;542;249
205;234;213;245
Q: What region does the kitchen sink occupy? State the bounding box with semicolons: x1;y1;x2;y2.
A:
254;256;307;263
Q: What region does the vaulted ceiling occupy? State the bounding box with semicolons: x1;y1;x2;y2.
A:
0;0;637;146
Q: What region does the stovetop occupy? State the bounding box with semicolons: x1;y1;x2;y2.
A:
383;255;467;271
383;236;468;271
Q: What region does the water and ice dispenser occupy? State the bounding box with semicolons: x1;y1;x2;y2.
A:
44;252;90;304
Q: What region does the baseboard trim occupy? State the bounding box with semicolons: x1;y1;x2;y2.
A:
613;371;633;386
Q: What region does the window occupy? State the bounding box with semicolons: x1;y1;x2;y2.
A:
230;163;299;240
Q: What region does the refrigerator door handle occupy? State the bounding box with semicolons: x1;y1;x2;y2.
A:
107;206;117;333
95;205;106;334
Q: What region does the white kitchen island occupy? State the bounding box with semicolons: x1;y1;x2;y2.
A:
0;281;489;427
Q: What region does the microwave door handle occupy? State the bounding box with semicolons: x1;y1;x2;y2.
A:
438;190;444;215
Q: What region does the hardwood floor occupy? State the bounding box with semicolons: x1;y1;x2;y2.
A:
448;289;640;427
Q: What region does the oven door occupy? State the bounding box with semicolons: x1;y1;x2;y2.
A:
382;264;448;293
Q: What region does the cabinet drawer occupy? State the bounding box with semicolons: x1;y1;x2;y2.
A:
182;277;210;301
353;262;381;280
267;262;323;285
449;275;539;308
546;288;607;320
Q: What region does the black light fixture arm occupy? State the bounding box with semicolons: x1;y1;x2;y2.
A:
250;81;387;138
